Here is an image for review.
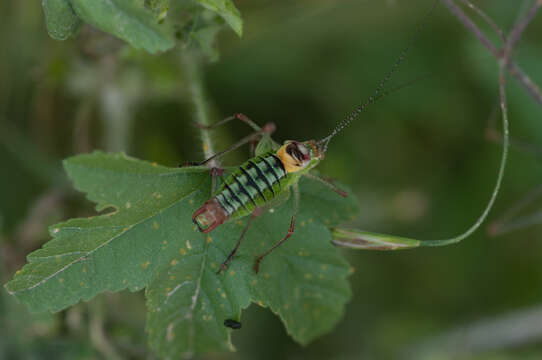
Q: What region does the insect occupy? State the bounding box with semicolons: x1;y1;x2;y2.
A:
191;2;439;274
224;319;242;329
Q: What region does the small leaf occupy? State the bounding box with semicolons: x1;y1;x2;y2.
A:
196;0;243;37
69;0;175;53
42;0;82;40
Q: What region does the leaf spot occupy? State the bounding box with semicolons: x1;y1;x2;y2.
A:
170;259;178;266
162;240;167;245
53;228;60;234
82;267;87;273
206;236;213;243
221;292;227;299
58;278;64;284
308;218;313;223
189;199;194;204
269;208;275;213
250;279;257;286
125;201;131;209
122;279;127;284
153;221;159;229
210;262;216;269
321;265;327;271
229;270;235;276
152;192;162;199
304;273;312;280
202;314;212;321
186;240;192;250
264;273;270;279
180;248;186;255
169;275;175;280
284;303;290;310
257;300;264;307
142;261;151;269
167;323;175;341
301;221;306;227
349;266;355;273
80;282;84;286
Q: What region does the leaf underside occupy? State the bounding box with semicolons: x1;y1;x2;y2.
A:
40;0;243;53
5;151;359;357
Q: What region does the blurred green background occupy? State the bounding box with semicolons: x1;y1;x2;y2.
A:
1;0;542;359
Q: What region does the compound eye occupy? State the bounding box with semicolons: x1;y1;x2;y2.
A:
286;142;309;163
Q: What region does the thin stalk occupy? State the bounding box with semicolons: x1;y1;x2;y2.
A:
441;0;542;108
181;51;218;169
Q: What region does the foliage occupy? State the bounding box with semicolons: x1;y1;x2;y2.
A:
5;152;359;357
41;0;243;54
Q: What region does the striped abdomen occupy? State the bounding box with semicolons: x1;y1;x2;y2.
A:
192;151;288;233
215;151;288;219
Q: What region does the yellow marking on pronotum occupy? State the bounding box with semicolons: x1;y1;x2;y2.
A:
142;261;151;269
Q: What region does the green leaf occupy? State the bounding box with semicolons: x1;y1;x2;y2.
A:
69;0;175;53
42;0;82;40
5;152;358;357
196;0;243;37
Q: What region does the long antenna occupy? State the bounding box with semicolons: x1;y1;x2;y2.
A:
320;0;439;153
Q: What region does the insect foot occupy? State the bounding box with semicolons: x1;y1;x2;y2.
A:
210;167;225;177
262;122;276;134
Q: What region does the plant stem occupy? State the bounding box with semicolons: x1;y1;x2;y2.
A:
441;0;542;108
181;51;218;169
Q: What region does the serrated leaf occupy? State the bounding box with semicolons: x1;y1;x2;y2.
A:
196;0;243;37
5;152;359;357
5;152;208;312
42;0;82;40
69;0;175;53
